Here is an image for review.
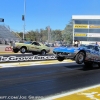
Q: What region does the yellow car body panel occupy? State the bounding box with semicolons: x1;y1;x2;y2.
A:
13;41;50;54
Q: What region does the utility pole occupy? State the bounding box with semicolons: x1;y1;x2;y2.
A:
22;0;26;41
48;26;50;43
72;19;74;44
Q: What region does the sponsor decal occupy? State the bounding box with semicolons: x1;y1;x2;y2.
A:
74;33;87;37
74;24;88;28
87;33;100;37
0;56;56;62
92;56;99;60
89;25;100;28
5;47;12;51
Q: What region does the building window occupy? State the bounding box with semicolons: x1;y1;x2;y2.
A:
74;37;87;41
74;29;88;33
89;29;100;33
75;20;88;24
89;20;100;25
87;37;100;41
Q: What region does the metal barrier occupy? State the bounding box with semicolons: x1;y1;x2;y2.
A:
0;55;56;63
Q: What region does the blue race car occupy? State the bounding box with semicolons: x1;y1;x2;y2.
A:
53;44;100;67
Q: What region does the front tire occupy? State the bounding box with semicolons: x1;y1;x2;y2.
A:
75;52;86;64
41;50;46;55
57;57;65;62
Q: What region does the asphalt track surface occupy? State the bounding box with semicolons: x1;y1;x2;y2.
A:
0;62;100;100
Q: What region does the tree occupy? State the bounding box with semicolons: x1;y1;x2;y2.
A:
51;30;63;42
13;21;73;44
18;32;23;38
62;20;73;44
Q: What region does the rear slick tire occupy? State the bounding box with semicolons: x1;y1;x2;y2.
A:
84;61;93;69
41;50;46;55
13;49;19;53
75;52;85;64
20;47;27;54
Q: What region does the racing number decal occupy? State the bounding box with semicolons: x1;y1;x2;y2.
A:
35;47;39;49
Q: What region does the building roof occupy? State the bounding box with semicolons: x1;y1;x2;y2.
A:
72;15;100;20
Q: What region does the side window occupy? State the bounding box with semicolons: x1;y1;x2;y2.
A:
87;45;94;49
32;42;40;46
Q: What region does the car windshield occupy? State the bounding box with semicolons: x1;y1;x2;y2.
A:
24;41;32;44
85;45;94;49
79;44;86;47
79;44;95;49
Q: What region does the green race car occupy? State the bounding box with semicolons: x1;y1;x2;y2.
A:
13;41;50;55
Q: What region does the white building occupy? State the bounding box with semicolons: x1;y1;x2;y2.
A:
72;15;100;45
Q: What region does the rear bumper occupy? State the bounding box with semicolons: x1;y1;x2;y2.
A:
13;47;20;51
46;49;50;53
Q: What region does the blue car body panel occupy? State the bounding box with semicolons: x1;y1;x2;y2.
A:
53;45;100;63
53;46;85;53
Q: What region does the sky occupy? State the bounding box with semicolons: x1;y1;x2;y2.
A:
0;0;100;32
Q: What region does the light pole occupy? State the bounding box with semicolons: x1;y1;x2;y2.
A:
48;26;50;43
22;0;26;41
72;20;74;44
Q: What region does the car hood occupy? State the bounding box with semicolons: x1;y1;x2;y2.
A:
53;46;83;53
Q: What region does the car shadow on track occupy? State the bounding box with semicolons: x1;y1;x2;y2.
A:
82;65;100;71
64;64;84;70
64;63;100;71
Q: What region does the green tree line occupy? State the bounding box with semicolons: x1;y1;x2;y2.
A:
14;20;73;44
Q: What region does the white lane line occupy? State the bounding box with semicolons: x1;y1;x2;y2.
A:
0;63;41;68
40;84;100;100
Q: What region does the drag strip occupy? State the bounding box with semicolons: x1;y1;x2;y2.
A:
0;62;100;100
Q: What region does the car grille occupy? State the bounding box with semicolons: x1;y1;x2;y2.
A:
53;51;69;55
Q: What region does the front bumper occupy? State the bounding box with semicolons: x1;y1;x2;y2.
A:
53;51;76;59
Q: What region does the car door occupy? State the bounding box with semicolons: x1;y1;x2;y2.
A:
98;46;100;61
29;42;37;52
92;46;100;61
32;42;42;52
86;45;95;61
